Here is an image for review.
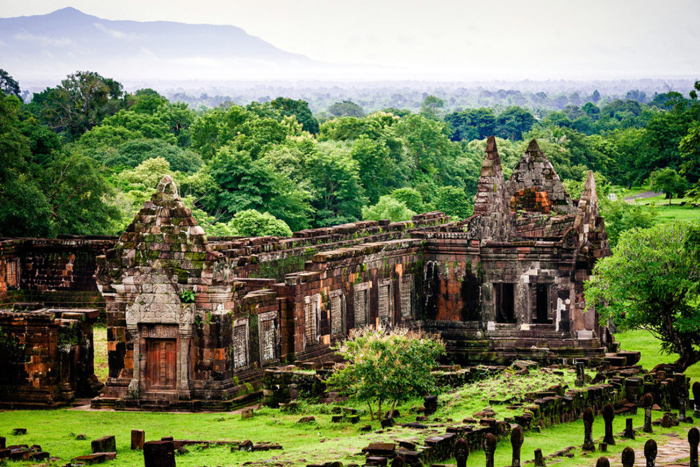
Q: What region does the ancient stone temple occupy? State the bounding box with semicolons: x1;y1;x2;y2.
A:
0;307;102;408
0;137;610;409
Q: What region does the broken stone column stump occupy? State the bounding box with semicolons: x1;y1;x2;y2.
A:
511;426;524;467
602;403;615;445
690;427;699;467
144;440;175;467
91;435;116;454
454;437;469;467
582;407;595;451
131;430;145;451
621;447;635;467
644;439;657;467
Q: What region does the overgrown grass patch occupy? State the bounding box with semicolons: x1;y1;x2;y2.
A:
615;329;700;385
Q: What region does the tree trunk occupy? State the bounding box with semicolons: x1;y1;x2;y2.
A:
367;401;374;421
377;399;383;421
674;348;700;371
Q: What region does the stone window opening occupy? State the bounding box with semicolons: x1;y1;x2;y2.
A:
258;312;277;365
304;294;321;346
378;279;393;326
6;258;20;289
532;283;553;324
400;274;414;320
232;319;249;370
494;283;516;324
354;282;370;328
329;290;345;336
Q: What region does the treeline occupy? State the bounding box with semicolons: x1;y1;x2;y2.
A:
1;69;699;243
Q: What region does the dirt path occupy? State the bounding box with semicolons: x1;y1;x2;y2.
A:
624;191;663;202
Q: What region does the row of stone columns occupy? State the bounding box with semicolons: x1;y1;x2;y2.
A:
451;419;699;467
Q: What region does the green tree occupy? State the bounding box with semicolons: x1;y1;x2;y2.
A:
599;198;656;248
103;139;202;173
388;187;425;213
648;168;688;204
0;69;21;100
445;108;496;142
350;135;395;204
362;196;416;222
271;97;319;134
585;223;700;370
308;142;367;226
32;71;125;140
228;209;292;237
326;326;445;420
434;186;474;220
206;147;311;231
0;94;53;237
419;95;444;120
495;106;536;141
328;100;365;118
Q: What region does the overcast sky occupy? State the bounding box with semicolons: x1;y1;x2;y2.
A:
1;0;699;79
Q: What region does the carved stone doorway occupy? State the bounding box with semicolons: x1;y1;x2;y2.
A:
145;339;177;392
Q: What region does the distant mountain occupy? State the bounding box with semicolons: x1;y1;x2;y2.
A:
0;7;318;81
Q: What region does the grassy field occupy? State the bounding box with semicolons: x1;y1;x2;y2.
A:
611;185;700;222
1;328;697;467
615;329;700;386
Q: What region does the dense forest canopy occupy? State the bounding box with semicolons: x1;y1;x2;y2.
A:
2;69;699;240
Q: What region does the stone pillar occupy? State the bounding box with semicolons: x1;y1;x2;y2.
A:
679;385;688;422
693;382;700;417
602;403;615;445
596;457;610;467
623;418;635;440
621;447;635;467
690;427;700;467
511;426;524;467
643;393;654;433
391;456;406;467
582;407;595;451
484;433;497;467
58;346;75;401
534;448;545;467
131;430;145;451
575;361;585;387
455;438;469;467
644;439;657;467
126;318;140;399
177;304;193;400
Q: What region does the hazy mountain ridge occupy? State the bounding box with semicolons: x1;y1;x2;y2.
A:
0;7;316;80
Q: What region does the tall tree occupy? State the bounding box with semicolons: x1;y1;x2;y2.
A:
585;223;700;371
32;71;125;140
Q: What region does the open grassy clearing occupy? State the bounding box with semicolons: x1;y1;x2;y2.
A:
3;328;697;466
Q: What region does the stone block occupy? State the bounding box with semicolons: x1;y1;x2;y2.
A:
144;440;175;467
131;430;145;450
91;435;116;454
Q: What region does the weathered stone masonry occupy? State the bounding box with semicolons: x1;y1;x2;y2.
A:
0;137;610;409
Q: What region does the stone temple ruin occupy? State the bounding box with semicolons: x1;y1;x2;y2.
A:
0;138;611;409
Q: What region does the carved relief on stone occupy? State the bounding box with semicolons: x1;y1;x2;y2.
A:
400;275;414;318
259;312;277;364
213;259;233;283
329;290;344;336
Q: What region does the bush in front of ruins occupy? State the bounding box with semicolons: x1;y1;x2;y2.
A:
326;325;445;421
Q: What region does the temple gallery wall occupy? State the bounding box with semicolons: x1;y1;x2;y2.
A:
0;138;611;409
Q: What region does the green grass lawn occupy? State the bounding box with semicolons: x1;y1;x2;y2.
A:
2;328;696;466
615;329;700;386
